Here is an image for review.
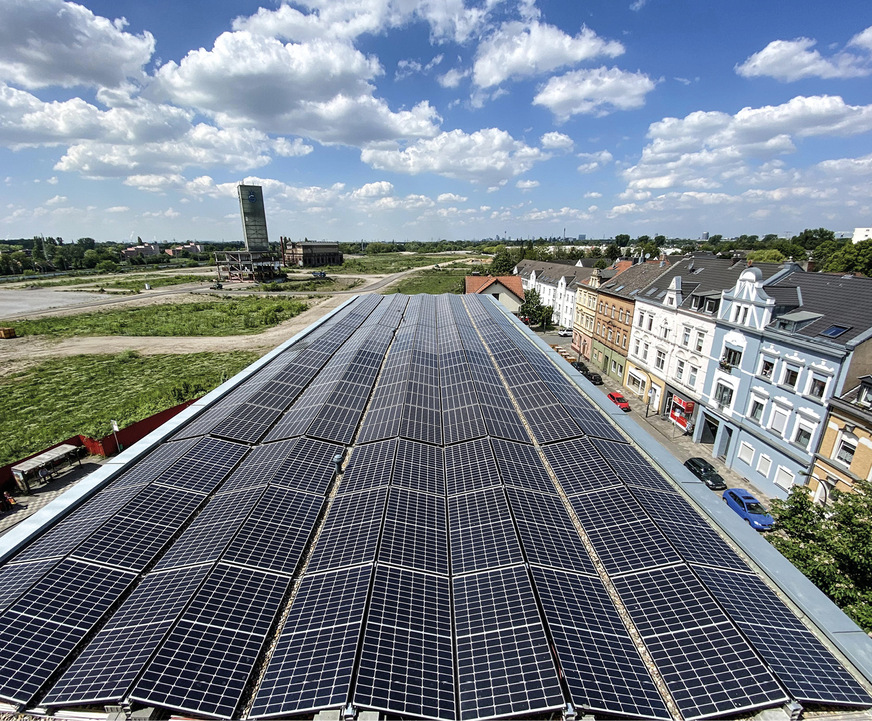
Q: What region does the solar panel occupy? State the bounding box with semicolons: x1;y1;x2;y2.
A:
379;487;448;575
210;403;284;444
449;487;523;574
355;566;455;719
444;438;501;495
541;437;623;495
250;565;372;718
392;438;444;495
504;487;596;574
0;560;136;704
589;438;679;493
338;438;396;494
44;566;211;706
0;558;59;613
107;436;202;489
531;566;671;719
453;567;564;720
612;565;787;719
153;436;249;493
221;486;323;575
695;566;872;706
132;564;290;719
268;436;344;495
307;487;388;573
490;438;555;494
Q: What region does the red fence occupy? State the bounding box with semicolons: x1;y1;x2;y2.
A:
1;399;196;491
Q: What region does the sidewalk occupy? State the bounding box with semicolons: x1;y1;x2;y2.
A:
0;459;105;537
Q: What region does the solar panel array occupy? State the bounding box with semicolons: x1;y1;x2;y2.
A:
1;293;869;721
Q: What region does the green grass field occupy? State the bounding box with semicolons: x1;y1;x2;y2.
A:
322;252;484;275
96;274;210;292
383;267;476;295
8;296;309;338
0;350;259;465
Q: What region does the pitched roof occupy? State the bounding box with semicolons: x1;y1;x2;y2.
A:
514;259;595;287
597;260;673;300
465;274;525;300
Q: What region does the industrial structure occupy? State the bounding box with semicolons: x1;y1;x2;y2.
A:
0;294;870;721
280;237;343;268
215;185;282;282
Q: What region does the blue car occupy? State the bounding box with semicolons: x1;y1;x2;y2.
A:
722;488;774;531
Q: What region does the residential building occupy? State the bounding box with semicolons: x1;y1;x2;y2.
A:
120;242;161;260
514;260;595;329
699;270;872;498
589;261;672;384
166;242;204;256
809;375;872;503
572;268;607;360
464;275;525;312
624;255;790;428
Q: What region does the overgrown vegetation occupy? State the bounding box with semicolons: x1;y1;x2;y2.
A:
8;296;309;338
0;350;259;465
96;274;210;292
769;483;872;632
323;253;483;275
383;266;477;295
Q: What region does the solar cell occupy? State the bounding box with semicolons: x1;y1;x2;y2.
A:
379;487;448;575
531;566;670;719
0;558;59;613
504;487;596;574
444;438;501;495
210;403;284;444
222;486;323;575
695;566;872;706
44;566;210;706
449;487;523;574
269;436;344;495
490;438;555;494
307;487;388;573
250;566;372;717
355;567;454;719
107;437;201;489
218;438;300;494
153;436;249;494
392;438;444;495
132;565;290;719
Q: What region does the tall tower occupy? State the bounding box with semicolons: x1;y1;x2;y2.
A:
238;184;269;251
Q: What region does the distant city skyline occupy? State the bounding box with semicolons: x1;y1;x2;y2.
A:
1;0;871;243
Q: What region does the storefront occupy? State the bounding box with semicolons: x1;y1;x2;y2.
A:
669;395;695;433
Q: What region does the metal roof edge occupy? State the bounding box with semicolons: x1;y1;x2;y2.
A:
480;295;872;688
0;295;361;565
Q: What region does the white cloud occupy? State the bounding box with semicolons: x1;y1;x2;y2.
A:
142;207;181;219
736;37;871;81
584;191;602;198
534;67;656;120
151;30;440;145
540;131;573;151
352;181;394;199
45;195;67;205
105;206;129;213
0;0;154;89
577;149;613;173
438;67;469;89
516;179;539;190
850;26;872;52
360;128;547;185
273;137;314;157
437;193;467;203
46;176;58;185
473;22;623;88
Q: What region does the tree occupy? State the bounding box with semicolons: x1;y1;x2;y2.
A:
709;234;723;244
489;248;518;275
595;258;609;269
792;227;835;249
769;481;872;631
654;235;666;246
519;288;543;324
538;305;554;329
615;234;630;246
745;249;785;263
604;244;621;261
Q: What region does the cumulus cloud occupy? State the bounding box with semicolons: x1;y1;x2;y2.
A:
360;128;547;185
540;131;573;150
352;181;394;199
534;67;656;120
473;22;623;88
438;67;469;89
577;150;613;173
437;193;467;203
850;26;872;52
151;30;440;145
736;36;871;81
516;179;539;190
0;0;154;89
105;206;129;213
623;95;872;191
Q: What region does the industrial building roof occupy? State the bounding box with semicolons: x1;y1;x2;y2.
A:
0;293;870;721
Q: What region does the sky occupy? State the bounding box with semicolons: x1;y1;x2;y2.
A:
1;0;872;245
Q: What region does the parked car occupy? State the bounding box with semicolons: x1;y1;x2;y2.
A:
557;328;572;337
572;361;588;373
683;457;728;491
584;370;603;385
607;392;631;411
722;488;774;530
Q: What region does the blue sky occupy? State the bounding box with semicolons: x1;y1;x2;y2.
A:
1;0;871;244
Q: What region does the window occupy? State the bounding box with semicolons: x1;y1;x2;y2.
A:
749;399;764;422
794;424;813;449
739;306;750;325
682;327;691;347
782;365;800;388
694;331;705;353
642;342;649;361
836;437;857;466
675;359;685;381
774;466;795;490
808;375;827;399
655;350;666;370
619;309;624;323
611;305;616;318
660;325;669;339
770;408;789;435
688;365;699;387
622;334;627;349
637;312;644;327
596;322;601;335
722;347;742;366
759;358;774;379
714;383;734;407
633;339;641;356
757;455;771;477
607;329;613;341
647;316;653;331
738;442;754;464
820;324;850;338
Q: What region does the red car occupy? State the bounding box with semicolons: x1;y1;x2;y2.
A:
608;392;631;411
